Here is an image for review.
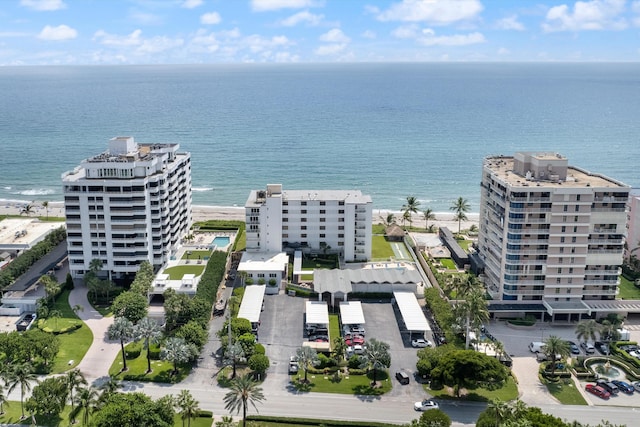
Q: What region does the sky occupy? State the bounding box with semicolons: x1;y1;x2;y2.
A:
1;0;639;65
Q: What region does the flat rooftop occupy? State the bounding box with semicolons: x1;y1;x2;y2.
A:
0;218;64;250
484;156;628;189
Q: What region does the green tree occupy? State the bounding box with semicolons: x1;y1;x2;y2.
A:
419;409;452;426
111;291;148;323
48;308;62;329
0;382;8;415
575;319;599;347
215;415;235;427
332;336;347;364
6;362;38;419
486;399;513;427
380;212;396;226
248;354;270;378
223;374;265;427
600;319;621;354
358;338;391;385
161;337;194;375
176;320;208;350
450;196;470;234
224;342;246;379
423;208;436;231
25;377;68;418
459;289;489;350
294;346;319;383
107;316;135;372
434;350;507;397
91;392;174;427
74;386;99;426
41;201;49;220
40;274;61;303
134;317;163;373
402;196;421;229
20;203;34;216
543;336;570;375
176;389;200;427
66;368;87;424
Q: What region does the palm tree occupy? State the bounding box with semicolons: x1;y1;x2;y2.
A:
106;316;134;372
223;374;265;427
177;389;200;427
575;319;599;347
543;335;570;375
66;368;87;424
134;317;163;373
402;196;421;229
487;399;512;427
600;320;621;355
456;288;489;350
380;212;395;226
215;416;236;427
224;342;245;379
6;362;38;419
20;203;34;216
161;337;194;375
97;377;120;406
74;386;99;426
331;336;347;364
358;338;391;385
450;196;470;234
40;274;60;303
0;383;8;415
41;201;49;220
453;273;481;300
294;346;319;383
88;258;103;275
49;309;62;329
423;208;436;231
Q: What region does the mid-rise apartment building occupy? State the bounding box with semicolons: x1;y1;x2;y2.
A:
626;190;640;261
244;184;372;262
478;152;629;319
62;136;192;280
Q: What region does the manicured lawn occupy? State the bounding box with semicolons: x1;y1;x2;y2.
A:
439;258;457;270
618;275;640;299
371;235;394;260
173;414;213;427
329;314;339;347
163;265;206;279
427;376;519;401
541;377;587;405
301;255;339;269
290;370;392;395
182;250;212;260
109;347;190;383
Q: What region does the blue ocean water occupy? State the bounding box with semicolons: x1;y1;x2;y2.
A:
0;63;638;213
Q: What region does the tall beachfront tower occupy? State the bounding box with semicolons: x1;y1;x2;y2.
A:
478;152;629;321
62;136;192;280
245;184;372;262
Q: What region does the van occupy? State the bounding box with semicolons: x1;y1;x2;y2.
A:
529;342;546;353
395;371;410;385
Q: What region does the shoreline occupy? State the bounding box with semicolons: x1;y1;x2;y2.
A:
0;199;480;231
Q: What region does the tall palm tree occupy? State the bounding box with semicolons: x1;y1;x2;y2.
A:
358;338;391;385
134;317;163;373
106;316;134;372
41;201;49;220
402;196;421;229
223;374;265;427
599;320;621;355
460;289;489;350
294;346;319;383
97;377;120;407
423;208;436;231
224;343;245;379
0;383;8;415
453;273;481;300
450;196;470;234
6;362;38;419
215;415;236;427
161;337;193;375
74;386;99;426
177;389;200;427
66;368;87;424
379;212;395;226
575;319;599;347
20;203;34;216
543;335;570;375
487;399;512;427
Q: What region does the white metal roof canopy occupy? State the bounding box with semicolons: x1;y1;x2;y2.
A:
393;291;430;332
339;301;365;325
305;301;329;325
237;285;266;323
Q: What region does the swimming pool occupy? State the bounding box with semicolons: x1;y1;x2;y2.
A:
212;236;230;247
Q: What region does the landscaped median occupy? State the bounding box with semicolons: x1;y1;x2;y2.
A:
108;344;191;383
289;369;392;395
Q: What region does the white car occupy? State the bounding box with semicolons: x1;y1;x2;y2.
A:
411;338;433;348
414;399;439;411
353;344;365;355
633;381;640;393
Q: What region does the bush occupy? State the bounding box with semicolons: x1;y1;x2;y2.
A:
197;410;213;418
148;343;161;360
254;343;266;355
124;341;142;359
317;353;336;369
347;355;361;369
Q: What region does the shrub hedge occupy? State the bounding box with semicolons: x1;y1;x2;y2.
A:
125;341;142;359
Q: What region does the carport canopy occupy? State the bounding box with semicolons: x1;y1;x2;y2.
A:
339;301;365;326
237;285;266;324
393;291;430;333
305;301;329;326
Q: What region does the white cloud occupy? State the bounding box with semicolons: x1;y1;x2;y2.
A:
417;30;485;46
251;0;322;12
129;11;163;26
319;28;350;43
201;12;222;25
181;0;203;8
20;0;66;11
94;29;143;47
314;43;346;56
279;11;324;26
377;0;483;24
38;24;77;41
361;30;376;39
273;51;300;62
542;0;627;32
497;47;510;55
392;24;420;39
495;15;525;31
137;36;184;54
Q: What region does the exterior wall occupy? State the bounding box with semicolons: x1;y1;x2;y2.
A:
478;153;629;307
627;193;640;260
62;137;192;279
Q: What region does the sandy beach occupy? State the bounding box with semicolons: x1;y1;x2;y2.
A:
0;199;479;232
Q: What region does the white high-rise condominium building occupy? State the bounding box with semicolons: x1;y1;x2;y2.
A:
62;136;192;280
245;184;372;262
478;152;629;320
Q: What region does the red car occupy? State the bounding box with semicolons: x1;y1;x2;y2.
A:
585;383;611;400
344;336;365;346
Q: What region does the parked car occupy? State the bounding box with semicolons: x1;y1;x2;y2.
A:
580;342;595;354
350;325;366;336
395;371;410;385
632;381;640;393
414;399;439;411
309;335;329;342
411;338;433;348
585;384;611;400
596;379;619;395
353;344;365;355
345;336;365;346
288;357;299;374
565;341;580;355
612;380;634;394
594;341;610;355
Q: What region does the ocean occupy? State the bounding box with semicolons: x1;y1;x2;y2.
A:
0;63;638;214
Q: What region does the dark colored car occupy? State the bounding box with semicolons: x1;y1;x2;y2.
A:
586;384;611;400
596;379;619;395
565;341;580;355
612;380;634;394
594;341;610;355
395;371;410;385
